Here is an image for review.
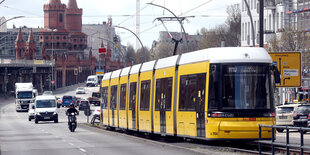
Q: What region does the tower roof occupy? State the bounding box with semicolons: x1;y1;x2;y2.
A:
27;29;35;42
16;28;24;42
49;0;61;4
68;0;78;9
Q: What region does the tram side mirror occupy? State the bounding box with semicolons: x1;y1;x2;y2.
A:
273;66;281;84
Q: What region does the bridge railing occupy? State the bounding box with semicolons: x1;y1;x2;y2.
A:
258;124;310;155
0;59;54;66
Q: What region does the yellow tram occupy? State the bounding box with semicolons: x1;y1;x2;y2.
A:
100;47;276;140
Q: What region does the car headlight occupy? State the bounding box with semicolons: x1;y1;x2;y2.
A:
36;112;41;115
53;112;57;115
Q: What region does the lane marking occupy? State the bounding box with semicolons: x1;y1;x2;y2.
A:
79;148;87;153
68;142;74;146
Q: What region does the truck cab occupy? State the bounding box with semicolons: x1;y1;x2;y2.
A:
15;83;36;112
86;75;98;87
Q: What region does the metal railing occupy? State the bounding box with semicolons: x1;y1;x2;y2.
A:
0;59;54;67
258;125;310;155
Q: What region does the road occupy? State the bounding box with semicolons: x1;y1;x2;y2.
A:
0;85;216;155
0;84;309;155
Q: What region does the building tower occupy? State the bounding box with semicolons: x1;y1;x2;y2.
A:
66;0;87;51
26;29;37;60
39;0;69;60
15;28;25;60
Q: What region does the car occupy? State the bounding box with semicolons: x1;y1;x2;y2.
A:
62;96;75;107
75;97;82;107
79;100;90;111
276;103;301;132
88;92;100;105
293;104;310;133
76;87;86;94
34;95;59;124
308;114;310;128
28;103;35;121
42;91;53;96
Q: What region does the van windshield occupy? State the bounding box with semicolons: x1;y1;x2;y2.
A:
36;100;56;108
88;78;94;81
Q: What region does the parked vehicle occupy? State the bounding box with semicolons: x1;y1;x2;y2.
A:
86;75;98;87
293;104;310;133
28;103;35;121
34;95;59;124
76;87;86;94
276;104;300;132
56;97;62;108
15;83;37;112
62;96;75;107
79;100;90;111
308;114;310;128
88;92;100;106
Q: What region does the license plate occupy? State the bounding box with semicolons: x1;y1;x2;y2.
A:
44;117;50;119
300;116;307;119
279;116;287;119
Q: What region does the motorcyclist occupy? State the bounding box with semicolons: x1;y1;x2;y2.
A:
66;103;79;115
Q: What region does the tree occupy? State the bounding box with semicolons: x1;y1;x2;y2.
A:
267;27;310;52
135;47;151;64
124;45;136;64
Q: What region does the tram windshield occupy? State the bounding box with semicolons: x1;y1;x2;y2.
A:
208;64;274;115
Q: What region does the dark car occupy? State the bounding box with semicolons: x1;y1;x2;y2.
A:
293;104;310;132
79;100;90;111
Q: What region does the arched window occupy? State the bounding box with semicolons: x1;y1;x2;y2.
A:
59;14;63;23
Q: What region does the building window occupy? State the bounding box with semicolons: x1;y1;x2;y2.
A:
73;39;77;42
59;14;63;23
63;36;66;40
45;36;48;40
56;36;60;40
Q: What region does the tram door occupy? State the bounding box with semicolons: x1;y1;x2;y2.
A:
156;78;172;134
196;74;206;137
111;86;117;126
130;82;137;129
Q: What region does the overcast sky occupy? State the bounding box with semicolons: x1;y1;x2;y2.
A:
0;0;240;49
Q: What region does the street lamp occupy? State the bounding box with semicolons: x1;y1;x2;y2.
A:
114;25;146;63
47;29;57;90
0;16;25;27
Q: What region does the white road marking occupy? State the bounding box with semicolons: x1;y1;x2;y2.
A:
79;148;87;153
68;142;74;146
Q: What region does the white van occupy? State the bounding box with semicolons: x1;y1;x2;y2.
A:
86;75;98;87
34;95;58;124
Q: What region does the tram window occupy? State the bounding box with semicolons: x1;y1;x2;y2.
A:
101;87;108;109
155;77;173;111
129;82;137;110
140;80;151;111
179;73;206;111
120;84;126;110
110;85;117;109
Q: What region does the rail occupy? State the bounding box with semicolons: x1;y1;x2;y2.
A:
258;125;310;155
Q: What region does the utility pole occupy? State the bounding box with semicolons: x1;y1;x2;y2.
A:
136;0;140;49
259;0;264;47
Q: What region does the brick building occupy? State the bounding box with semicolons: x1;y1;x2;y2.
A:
14;0;95;90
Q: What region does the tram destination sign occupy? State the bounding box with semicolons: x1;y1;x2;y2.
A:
269;52;301;87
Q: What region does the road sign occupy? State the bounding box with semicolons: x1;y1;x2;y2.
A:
269;52;301;87
99;48;106;54
51;80;55;85
96;70;104;74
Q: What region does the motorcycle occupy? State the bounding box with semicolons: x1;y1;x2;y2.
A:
67;112;78;132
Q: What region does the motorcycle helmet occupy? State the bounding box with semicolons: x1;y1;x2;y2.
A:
70;103;75;107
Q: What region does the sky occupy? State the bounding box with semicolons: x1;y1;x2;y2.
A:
0;0;240;49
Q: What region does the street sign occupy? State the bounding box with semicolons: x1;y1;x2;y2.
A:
96;70;104;74
269;52;301;87
51;80;55;85
99;48;106;54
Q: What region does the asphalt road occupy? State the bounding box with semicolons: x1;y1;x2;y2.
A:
0;85;205;155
